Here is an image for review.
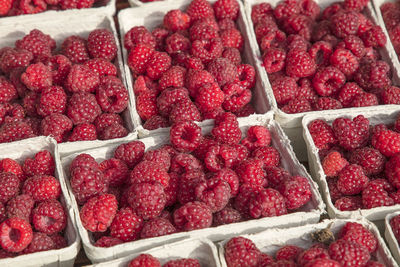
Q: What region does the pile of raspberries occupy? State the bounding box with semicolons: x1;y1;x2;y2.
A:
68;113;313;247
224;222;385;266
252;0;400;114
0;150;68;258
127;254;201;267
381;1;400;56
0;28;129;144
126;0;258;131
0;0;109;17
308;113;400;212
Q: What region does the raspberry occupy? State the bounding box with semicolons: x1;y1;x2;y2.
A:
140;217;176;239
178;170;206;204
6;194;34;222
0;158;24;182
158;66;186;91
332;115;370;151
50;234;67;249
87;29;117;61
84;58;117;78
157;87;190;117
0;121;35;143
385;154;400;189
338;35;366;59
0;103;25;125
331;11;360;38
0;0;13;15
23;150;54;176
204;144;237;172
98;158;128;187
96;80;128;114
219;18;237;31
214;0;239;20
95;236;122;248
80;194;117;232
222;83;251;113
222;47;242;66
337;164;369;195
127;44;154;76
143;116;169;130
164;172;178;207
207;58;237;87
335;196;362;211
361;26;386;48
249;188;287;218
195;83;225;113
281;98;312;114
382;86;400;104
276;245;303;261
59;0;94;9
185;70;215;98
128;254;161;267
70;166;106;204
252;147;280;169
0;218;32;253
274;0;301;20
21;63;52;92
68;123;97;142
235;159;264;186
344;0;368;11
277;175;312;210
337;83;364;107
165;33;191;55
213;207;242;226
67;92;101;125
61;36;89;64
241;126;271;151
130;161;170;188
22;232;55;254
314;97;343;111
322;151;349;177
32;200;66;234
221;28;244;50
65;64;99;93
354;60;391;92
312;67;346;96
110;207;143;242
285;49;316;78
298;246;330;266
390;214;400;243
15;30;54;59
0;48;33;74
0;173;19;204
171;152;201;173
195;177;231;212
40;114;73;143
70;154;98;171
234;184;263;216
163;9;191;32
186;0;214;21
164;259;200;267
262;48;286;74
329;239;370;267
34;86;66;117
124;26;156;50
143;149;171;171
170;120;202;153
173;201;212;231
251;3;273;24
224;237;261;267
135;92;158;121
0;77;17;104
330;48;359;77
308;119;337;151
146;51;171;80
339;222;377;253
271;76;299;105
212;113;242;145
170;101;202;124
349;148;385;176
372;129;400;157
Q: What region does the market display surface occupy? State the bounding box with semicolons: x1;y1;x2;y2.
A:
1;0;400;266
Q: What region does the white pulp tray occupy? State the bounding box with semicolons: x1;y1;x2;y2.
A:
59;113;324;263
302;106;400;221
218;218;398;267
244;0;400;161
0;12;138;157
0;136;80;267
118;0;273;139
386;211;400;264
90;238;220;267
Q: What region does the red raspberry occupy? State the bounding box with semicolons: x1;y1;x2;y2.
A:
361;26;386;48
385;154;400;189
84;58;117;78
169;101;201;124
0;48;33;74
50;234;67;249
251;3;273;24
23;150;54;176
212;168;239;196
59;0;94;9
281;98;312;114
80;194;117;232
22;175;60;202
207;58;237;87
21;63;52;92
337;164;369;195
170;120;202;153
330;48;359;77
143;149;171;171
186;0;214;21
212;112;242;145
0;158;24;182
214;0;239;20
67;92;101;125
222;83;251;113
165;33;191;55
163;10;191;32
128;254;161;267
32;200;66;234
241;126;271;151
99;158;128;187
263;166;290;188
349;148;385;176
339;222;377;253
372;129;400;157
219;18;237;31
0;121;35;143
70;153;99;171
337;82;364;107
61;36;89;64
0;77;17;104
140;217;176;239
65;64;99;93
332;115;370;151
96;80;129;114
234;184;263;216
274;0;301;20
285;49;316;78
314;97;343;111
221;28;244;51
390;214;400;243
22;232;55;254
190;18;219;41
178;170;206;205
204;144;237;172
276;245;303;261
213;207;242;226
236;159;264;186
224;237;261;267
143;115;169;130
0;103;25;125
70;166;106;204
277;175;312;210
252;147;280;169
322;151;348;177
222;47;241;66
146;51;171;80
0;0;13;15
164;259;200;267
0;172;19;204
354;60;391;92
15;30;54;58
329;239;370;267
249;188;287;218
173;201;212;231
158;66;186;91
271;76;299;105
127;44;154;76
312;67;346;96
35;86;66;117
68;123;97;142
331;11;360;38
6;194;34;222
135;91;158;121
185;69;215;98
157;87;190;117
262;48;286;74
195;83;225;113
124;26;156;50
344;0;368;11
130;161;170;188
338;35;366;58
110;207;143;242
195;177;231;212
95;236;122;248
87;29;117;61
308;119;337;151
383;86;400;104
335;196;363;211
297;246;330;266
164;172;178;206
41;114;73;143
0;218;32;253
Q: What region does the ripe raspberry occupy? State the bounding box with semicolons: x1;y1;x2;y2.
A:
35;86;67;117
124;26;156;50
221;28;244;50
322;151;349;178
140;217;176;239
0;0;13;15
274;0;301;20
128;254;161;267
40;114;73;143
212;168;239;196
157;87;190;117
84;58;117;78
143;149;171;171
170;120;202;153
207;58;237;87
70;154;98;171
80;194;117;232
22;175;60;202
163;9;191;32
213;207;242;226
314;97;342;111
0;218;32;253
158;66;186;91
21;63;52;92
252;147;280;169
385;154;400;189
164;259;200;267
185;69;215;98
286;49;316;78
32;200;66;235
0;77;17;104
15;30;54;58
0;158;24;182
339;222;377;253
349;148;385;176
130;161;170;188
236;159;264;186
271;76;299;105
143;115;169;130
98;158;128;187
67;92;101;125
23;150;54;176
50;234;67;249
135;91;158;121
61;36;89;64
224;237;261;267
361;26;386;48
338;35;366;59
65;64;99;93
277;175;312;210
204;144;237;172
249;188;287;218
390;214;400;242
6;194;34;222
337;83;364;107
297;246;330;266
87;29;117;61
234;184;263;216
212;112;242;145
127;44;154;76
22;232;55;254
173;201;212;231
178;170;206;205
195;177;231;212
262;48;286;73
330;48;359;76
276;245;303;261
68;123;97;142
312;67;346;96
214;0;239;20
337;164;369;195
110;207;143;242
59;0;94;9
222;47;242;66
241;126;271;151
335;196;363;211
354;60;391;92
222;83;251;113
195;83;225;113
146;51;171;80
383;86;400;104
169;101;202;124
95;236;122;248
332;115;370;151
186;0;214;21
329;239;370;267
251;3;273;24
164;172;178;207
372;129;400;157
96;80;129;114
344;0;368;11
0;121;35;144
0;48;33;74
70;166;106;204
0;172;19;204
166;33;191;55
308;119;337;151
331;11;360;38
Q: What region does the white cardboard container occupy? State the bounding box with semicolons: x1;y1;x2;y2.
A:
0;12;138;158
386;211;400;264
243;0;400;161
0;136;80;267
90;238;220;267
118;0;273;139
302;107;400;221
218;218;398;267
59;113;324;263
